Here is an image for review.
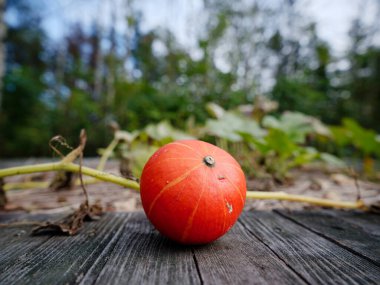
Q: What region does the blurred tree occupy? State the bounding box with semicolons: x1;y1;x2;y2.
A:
46;24;111;154
112;9;247;130
269;3;335;122
343;18;380;131
1;0;380;157
203;0;269;96
0;0;51;157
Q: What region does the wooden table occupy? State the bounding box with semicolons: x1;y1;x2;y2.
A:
0;210;379;284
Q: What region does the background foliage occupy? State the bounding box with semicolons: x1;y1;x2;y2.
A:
0;0;379;160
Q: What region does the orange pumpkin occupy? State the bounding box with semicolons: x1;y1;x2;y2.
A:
140;140;247;244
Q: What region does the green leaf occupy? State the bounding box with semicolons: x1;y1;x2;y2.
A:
115;130;140;144
319;153;347;168
329;126;350;146
264;129;298;157
261;115;280;129
120;143;159;178
290;147;319;167
143;120;195;143
341;118;380;156
204;112;266;142
205;102;225;119
239;132;271;154
263;111;330;143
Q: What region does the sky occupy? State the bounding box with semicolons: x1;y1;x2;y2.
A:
303;0;379;54
39;0;379;57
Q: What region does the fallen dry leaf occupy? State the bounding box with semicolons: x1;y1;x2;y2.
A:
32;200;103;235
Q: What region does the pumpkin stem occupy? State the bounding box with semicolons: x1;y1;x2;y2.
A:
203;155;215;167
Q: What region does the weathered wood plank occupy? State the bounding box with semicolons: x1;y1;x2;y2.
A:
0;211;30;223
277;210;380;266
0;213;65;266
192;219;307;285
0;224;50;265
80;212;200;285
0;213;127;285
240;211;380;285
322;209;380;237
1;210;379;285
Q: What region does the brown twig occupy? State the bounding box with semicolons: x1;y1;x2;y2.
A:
349;167;362;201
78;130;89;207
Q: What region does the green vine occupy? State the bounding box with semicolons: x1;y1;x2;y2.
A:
0;162;368;211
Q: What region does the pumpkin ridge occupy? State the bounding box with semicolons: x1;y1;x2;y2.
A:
180;171;207;242
218;174;228;234
224;174;245;205
147;163;204;216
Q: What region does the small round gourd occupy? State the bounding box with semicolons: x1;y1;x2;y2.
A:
140;140;247;244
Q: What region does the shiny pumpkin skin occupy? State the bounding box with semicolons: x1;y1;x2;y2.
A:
140;140;247;244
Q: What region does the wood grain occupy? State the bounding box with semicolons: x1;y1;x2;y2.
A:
322;209;380;237
0;213;126;284
277;209;380;266
240;211;380;285
80;212;200;285
0;210;379;285
0;213;65;266
192;220;306;285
